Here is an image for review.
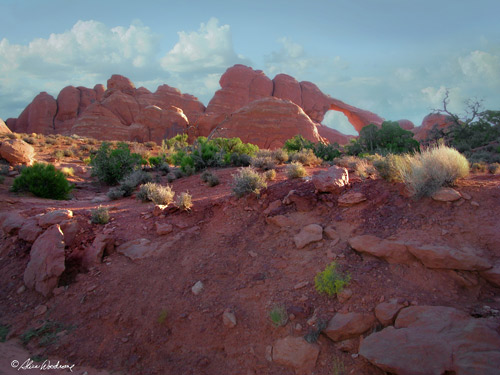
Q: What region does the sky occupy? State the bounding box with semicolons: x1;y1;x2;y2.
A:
0;0;499;135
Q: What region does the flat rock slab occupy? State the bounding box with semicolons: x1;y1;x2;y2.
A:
117;238;153;260
348;235;414;264
406;243;491;271
273;336;320;374
323;312;376;341
360;305;500;375
38;209;73;228
432;187;461;202
338;191;367;206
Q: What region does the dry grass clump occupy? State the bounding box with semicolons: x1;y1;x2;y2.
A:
91;206;109;224
355;159;377;179
286;162;308;179
137;182;175;205
201;170;220;187
289;149;321;166
334;155;361;170
488;163;500;174
264;169;277;181
176;191;193;211
232;167;267;198
251;155;276;171
397;145;469;198
373;154;408;182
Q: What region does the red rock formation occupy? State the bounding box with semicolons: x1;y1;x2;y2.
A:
72;103;131;141
327;98;384;133
215;97;324;149
102;90;140;125
397;119;415;130
412;113;455;141
55;86;80;134
12;92;57;134
316;124;354;145
133;105;189;143
272;74;302;107
107;74;135;96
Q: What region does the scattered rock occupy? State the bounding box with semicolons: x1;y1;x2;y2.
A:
16;285;26;294
272;336;320;374
324;225;340;244
294;224;323;249
0;139;35;165
266;215;294;228
222;309;237;328
1;211;25;235
431;187;462;202
263;200;281;215
34;305;48;317
374;299;405;326
406;243;491;271
481;264;500;287
83;233;115;267
192;281;204;295
348;235;414;264
152;205;168;217
323;312;376;341
312;166;349;194
60;219;80;247
23;225;65;296
155;222;173;235
461;191;472;200
293;281;309;290
38;209;73;228
337;288;353;303
117;238;154;260
359;305;500;375
338;191;367;206
471;200;480;207
18;219;42;243
336;338;359;353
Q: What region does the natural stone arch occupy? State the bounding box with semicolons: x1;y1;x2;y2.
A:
322;110;358;136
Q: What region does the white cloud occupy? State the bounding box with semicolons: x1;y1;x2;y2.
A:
458;50;500;82
161;17;248;73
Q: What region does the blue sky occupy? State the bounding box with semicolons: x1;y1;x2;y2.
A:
1;0;499;135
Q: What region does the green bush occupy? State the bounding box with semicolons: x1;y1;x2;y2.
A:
11;163;73;200
283;135;314;152
397;145;469;198
91;206;109;224
314;142;341;161
90;142;141;185
315;262;350;297
289;149;322;166
232;167;267;198
137;182;175;205
286;162;307;179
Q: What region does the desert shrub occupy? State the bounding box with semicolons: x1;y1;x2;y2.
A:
471;162;488;173
289;149;322;166
166;172;177;183
228;152;252;167
162;134;189;153
6;133;20;139
11;163;73;200
232;167;267;198
488;163;500;174
117;170;152;197
137;182;175;205
90;142;141;185
145;141;157;148
335;155;362;170
60;167;74;177
23;136;36;145
373;154;408;182
314;262;350;297
91;206;109;224
268;305;288;327
286;162;307;179
314;142;341;161
201;170;220;186
283;135;314;152
63;149;74;157
80;144;92;152
176;191;193;211
107;187;125;200
397;145;469;198
264;169;277;181
251;156;276;171
53;150;64;160
272;148;289;164
355;159;376;179
148;156;163;168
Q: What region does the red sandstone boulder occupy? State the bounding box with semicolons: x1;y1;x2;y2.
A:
102;90;140;125
312;166;349;194
413;113;455;141
216;97;324;149
273;336;320;374
0;139;35;165
72;103;131;141
23;224;66;297
0;118;11;134
272;74;302;107
360;306;500;375
55;86;80;134
107;74;135;95
323;312;376;341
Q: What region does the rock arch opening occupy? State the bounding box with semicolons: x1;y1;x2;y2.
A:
322;110;358;136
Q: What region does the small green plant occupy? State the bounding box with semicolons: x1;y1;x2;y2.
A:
11;163;73;200
232;167;267;198
0;324;9;342
137;182;175;205
21;321;72;347
157;310;168;324
314;262;350;297
176;191;193;211
286;162;307;179
264;169;277;181
91;206;109;224
268;305;288;327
